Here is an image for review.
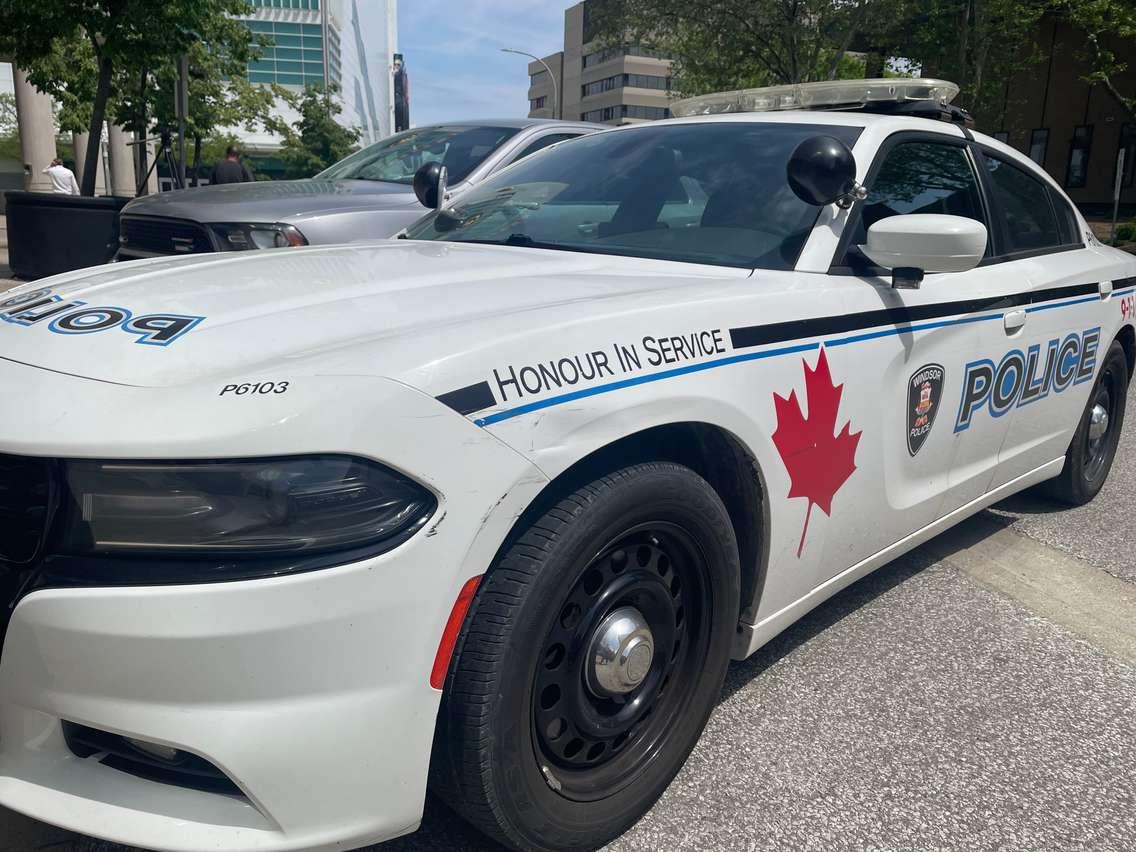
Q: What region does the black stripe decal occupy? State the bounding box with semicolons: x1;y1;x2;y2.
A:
437;381;497;415
730;282;1101;351
439;280;1111;417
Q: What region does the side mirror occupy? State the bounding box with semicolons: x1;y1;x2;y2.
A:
413;161;448;209
859;214;988;289
787;135;860;207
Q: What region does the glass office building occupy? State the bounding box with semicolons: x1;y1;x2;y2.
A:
234;0;397;147
245;18;340;89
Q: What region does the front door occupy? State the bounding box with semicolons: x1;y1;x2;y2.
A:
811;134;1025;579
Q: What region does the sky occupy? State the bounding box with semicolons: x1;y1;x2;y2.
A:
397;0;569;126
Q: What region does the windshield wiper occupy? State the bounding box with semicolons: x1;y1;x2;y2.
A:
504;233;536;246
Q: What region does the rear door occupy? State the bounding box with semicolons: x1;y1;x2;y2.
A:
974;150;1120;490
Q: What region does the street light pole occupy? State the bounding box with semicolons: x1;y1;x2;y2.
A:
501;48;559;120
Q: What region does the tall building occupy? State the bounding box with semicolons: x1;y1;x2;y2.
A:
975;14;1135;213
528;2;674;126
236;0;398;148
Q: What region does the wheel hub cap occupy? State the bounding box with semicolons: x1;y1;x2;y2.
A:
1089;403;1110;441
586;606;655;696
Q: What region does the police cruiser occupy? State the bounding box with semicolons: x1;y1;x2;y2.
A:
0;79;1133;852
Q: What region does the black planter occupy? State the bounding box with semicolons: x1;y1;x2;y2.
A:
4;191;131;280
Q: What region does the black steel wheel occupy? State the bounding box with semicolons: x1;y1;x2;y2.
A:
1047;339;1128;505
431;462;741;852
531;522;709;801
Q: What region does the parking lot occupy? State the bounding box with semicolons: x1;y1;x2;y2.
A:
2;370;1133;851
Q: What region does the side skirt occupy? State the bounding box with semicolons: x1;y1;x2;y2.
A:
731;457;1066;660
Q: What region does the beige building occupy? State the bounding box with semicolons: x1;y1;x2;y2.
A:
527;2;673;125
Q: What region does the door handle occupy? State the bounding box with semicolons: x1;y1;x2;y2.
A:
1004;309;1027;333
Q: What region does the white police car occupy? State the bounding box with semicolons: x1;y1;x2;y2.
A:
0;80;1133;852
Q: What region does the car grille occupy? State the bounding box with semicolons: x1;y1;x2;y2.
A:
119;216;215;256
0;453;54;567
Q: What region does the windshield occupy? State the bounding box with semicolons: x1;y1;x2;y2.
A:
315;125;521;185
405;122;862;270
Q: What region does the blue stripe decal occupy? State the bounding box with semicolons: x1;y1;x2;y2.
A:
474;342;820;427
474;288;1115;427
1025;295;1101;314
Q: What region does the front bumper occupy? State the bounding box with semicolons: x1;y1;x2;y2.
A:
1;554;436;851
0;369;549;851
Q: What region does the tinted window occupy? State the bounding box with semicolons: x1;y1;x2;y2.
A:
315;125;519;185
405;122;862;270
1066;125;1093;188
512;133;582;162
983;155;1062;253
1049;187;1082;246
842;141;986;268
1121;124;1135;188
1029;129;1049;166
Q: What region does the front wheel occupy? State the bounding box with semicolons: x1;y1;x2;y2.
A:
431;462;741;852
1047;339;1128;505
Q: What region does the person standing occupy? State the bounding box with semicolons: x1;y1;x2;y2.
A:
209;146;254;185
41;159;80;195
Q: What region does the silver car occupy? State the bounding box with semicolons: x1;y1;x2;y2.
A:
115;119;596;260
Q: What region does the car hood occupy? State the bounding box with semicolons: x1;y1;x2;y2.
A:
120;179;422;223
0;241;737;389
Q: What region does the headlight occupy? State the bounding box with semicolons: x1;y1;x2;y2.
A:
209;223;308;251
57;455;435;557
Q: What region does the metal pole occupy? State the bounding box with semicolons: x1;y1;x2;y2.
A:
1113;148;1126;245
321;0;330;101
176;54;188;189
501;48;558;120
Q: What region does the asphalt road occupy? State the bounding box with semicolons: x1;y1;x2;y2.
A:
1;307;1134;849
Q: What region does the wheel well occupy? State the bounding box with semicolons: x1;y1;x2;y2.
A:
1116;324;1135;382
498;423;767;620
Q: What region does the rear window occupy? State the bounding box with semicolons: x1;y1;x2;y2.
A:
982;154;1063;254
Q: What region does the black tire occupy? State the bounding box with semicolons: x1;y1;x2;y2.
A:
1047;339;1128;505
431;462;741;852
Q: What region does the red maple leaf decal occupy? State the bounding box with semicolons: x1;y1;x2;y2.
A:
772;347;861;558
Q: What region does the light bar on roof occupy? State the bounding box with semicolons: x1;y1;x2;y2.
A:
670;78;961;117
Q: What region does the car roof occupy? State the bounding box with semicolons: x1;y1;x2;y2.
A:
606;109;966;136
422;118;597;131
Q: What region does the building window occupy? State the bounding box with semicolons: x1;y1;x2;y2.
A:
582;44;673;67
581;107;616;123
530;96;547;111
1066;125;1092;188
992;131;1009;144
581;105;670;123
581;73;669;97
1028;129;1048;166
241;18;331;87
623;105;670;120
1121;124;1135;189
530;69;549;86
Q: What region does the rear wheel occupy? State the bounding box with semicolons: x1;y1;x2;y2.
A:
431;462;740;852
1047;339;1128;505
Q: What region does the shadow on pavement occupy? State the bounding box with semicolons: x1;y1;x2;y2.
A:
14;511;1021;852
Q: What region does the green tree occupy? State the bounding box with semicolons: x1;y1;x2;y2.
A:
586;0;909;95
0;0;260;195
267;85;361;179
0;93;18;165
141;40;276;186
1057;0;1136;120
0;93;15;137
897;0;1054;120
